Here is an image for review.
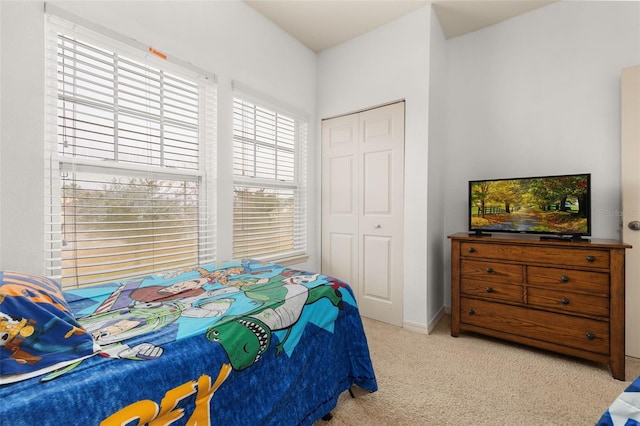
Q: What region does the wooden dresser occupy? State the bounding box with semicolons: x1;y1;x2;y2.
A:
448;232;630;380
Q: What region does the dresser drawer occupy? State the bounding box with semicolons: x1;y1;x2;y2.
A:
527;287;609;317
527;266;609;295
460;242;610;269
460;298;609;355
460;259;523;284
461;279;523;303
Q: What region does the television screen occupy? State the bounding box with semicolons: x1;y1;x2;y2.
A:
468;173;591;238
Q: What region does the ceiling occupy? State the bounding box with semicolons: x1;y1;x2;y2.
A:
244;0;557;52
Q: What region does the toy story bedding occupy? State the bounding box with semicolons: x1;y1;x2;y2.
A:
0;260;378;425
597;376;640;425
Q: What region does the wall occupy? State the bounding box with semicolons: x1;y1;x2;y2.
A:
316;6;434;330
426;9;448;328
442;1;640;306
0;1;318;274
0;2;3;268
0;2;46;273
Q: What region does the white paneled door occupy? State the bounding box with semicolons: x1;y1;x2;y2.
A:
621;65;640;357
322;102;405;326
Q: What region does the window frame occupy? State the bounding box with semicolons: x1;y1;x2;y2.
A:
231;89;308;263
44;14;217;288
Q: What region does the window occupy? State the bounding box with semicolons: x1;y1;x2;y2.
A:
45;15;216;288
232;95;307;261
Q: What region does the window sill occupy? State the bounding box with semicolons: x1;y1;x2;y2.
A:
263;254;309;267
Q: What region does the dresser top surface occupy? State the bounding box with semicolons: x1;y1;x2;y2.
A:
448;232;631;249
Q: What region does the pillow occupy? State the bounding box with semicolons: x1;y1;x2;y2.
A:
0;271;99;384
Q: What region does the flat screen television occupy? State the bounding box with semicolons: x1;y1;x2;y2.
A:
468;173;591;241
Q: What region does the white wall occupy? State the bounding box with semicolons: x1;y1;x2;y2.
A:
442;1;640;306
427;9;448;328
0;2;3;268
0;2;46;274
0;1;318;274
317;6;434;329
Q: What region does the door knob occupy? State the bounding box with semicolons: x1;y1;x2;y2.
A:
628;221;640;231
374;224;381;229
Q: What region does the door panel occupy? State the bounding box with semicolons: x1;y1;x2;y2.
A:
323;102;404;326
322;113;359;296
357;102;404;326
328;124;356;147
362;234;392;301
363;150;392;215
621;65;640;357
329;156;355;214
362;113;394;143
326;233;355;286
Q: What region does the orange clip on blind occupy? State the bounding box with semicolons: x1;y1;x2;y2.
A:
149;47;167;60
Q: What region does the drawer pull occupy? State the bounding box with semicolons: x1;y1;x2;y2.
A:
586;255;595;263
561;297;570;305
486;287;494;293
560;275;569;283
468;247;476;253
586;332;595;340
486;267;494;273
468;309;476;315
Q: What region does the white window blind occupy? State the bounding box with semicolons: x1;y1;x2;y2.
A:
45;15;216;288
232;95;307;261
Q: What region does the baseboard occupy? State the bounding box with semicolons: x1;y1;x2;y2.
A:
403;307;447;335
402;320;429;334
427;307;446;334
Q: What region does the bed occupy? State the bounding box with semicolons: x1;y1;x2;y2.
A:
0;260;377;425
597;376;640;425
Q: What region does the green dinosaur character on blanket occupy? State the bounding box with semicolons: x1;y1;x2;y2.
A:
205;270;343;370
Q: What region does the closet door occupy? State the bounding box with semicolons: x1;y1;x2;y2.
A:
322;102;404;326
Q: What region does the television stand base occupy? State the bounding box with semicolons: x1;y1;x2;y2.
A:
468;231;492;237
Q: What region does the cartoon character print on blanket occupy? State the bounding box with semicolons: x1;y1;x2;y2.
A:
46;265;244;376
0;271;100;384
73;274;234;362
205;268;344;370
50;260;349;380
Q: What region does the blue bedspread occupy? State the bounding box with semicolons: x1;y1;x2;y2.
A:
0;260;377;425
597;376;640;425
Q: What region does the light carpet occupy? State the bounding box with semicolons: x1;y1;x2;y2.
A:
319;315;640;426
